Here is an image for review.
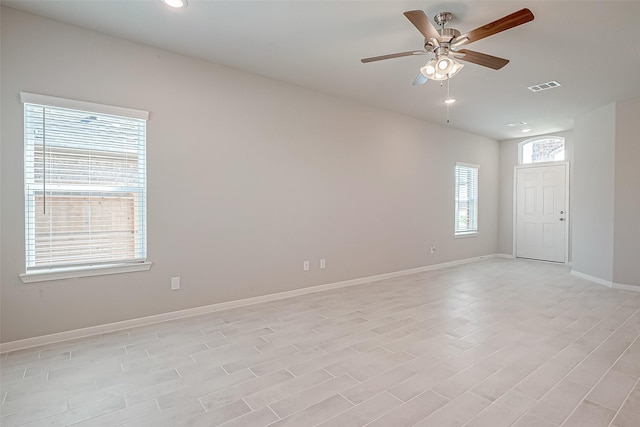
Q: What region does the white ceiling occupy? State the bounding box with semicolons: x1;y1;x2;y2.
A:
4;0;640;140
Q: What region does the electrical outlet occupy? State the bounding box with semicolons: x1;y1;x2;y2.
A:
303;260;310;271
171;276;181;290
320;258;326;269
430;245;436;254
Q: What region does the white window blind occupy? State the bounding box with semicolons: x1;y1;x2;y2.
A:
22;93;148;273
455;163;478;235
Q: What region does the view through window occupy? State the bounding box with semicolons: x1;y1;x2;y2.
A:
22;93;148;274
521;136;565;164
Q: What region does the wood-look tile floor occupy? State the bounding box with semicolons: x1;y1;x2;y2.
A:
1;258;640;427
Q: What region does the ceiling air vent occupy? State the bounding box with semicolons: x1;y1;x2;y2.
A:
528;81;561;92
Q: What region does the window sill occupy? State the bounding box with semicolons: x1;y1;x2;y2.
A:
455;232;479;239
20;262;152;283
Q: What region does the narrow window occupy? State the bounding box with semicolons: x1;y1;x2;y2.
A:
22;93;149;279
520;136;565;164
455;163;478;235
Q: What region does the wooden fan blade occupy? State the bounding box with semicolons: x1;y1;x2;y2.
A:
361;50;426;63
412;72;428;85
458;8;534;45
455;49;510;69
404;10;441;42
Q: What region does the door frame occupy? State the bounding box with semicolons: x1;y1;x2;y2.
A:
512;161;570;264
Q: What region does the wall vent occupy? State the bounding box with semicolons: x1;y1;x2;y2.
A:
528;80;562;92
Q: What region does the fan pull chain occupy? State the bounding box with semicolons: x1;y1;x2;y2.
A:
446;77;451;124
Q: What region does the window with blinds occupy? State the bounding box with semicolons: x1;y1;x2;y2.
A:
22;93;148;274
455;163;478;235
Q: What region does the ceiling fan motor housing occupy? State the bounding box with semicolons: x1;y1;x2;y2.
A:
424;28;461;50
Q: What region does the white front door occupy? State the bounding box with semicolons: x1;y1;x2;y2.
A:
515;164;567;263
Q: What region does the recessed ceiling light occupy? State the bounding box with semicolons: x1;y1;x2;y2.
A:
506;121;527;127
521;128;532;133
162;0;187;8
444;98;456;104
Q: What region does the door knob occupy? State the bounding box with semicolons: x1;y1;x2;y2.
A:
560;210;565;214
559;218;565;221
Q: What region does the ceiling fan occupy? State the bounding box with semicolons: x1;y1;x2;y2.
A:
361;8;534;85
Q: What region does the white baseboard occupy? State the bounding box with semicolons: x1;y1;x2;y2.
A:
570;270;640;292
494;253;515;259
0;254;502;354
612;282;640;292
570;270;613;286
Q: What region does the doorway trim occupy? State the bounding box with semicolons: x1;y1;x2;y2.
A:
512;161;570;264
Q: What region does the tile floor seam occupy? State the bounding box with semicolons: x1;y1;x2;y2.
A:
316;392;357;423
456;386;527;426
387;345;419;358
560;399;616;427
522;413;561;427
315;391;400;427
262;372;351;417
202;398;254;426
376;387;451;425
344;371;359;382
384;390;406;405
340;391;358;406
358;392;415;427
606;376;640;427
351;322;436;355
264;403;281;420
430;388;451;402
440;345;503;372
266;394;339;423
321;367;337;378
532;398;581;427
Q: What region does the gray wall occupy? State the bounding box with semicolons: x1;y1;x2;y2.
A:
613;98;640;286
0;8;499;343
572;103;616;282
497;131;573;256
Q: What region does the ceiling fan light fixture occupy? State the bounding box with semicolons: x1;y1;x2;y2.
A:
448;60;464;78
420;56;463;81
162;0;187;8
420;58;437;79
436;56;454;74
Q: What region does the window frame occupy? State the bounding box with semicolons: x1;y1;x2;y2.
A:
454;162;479;237
518;136;566;165
19;92;151;283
